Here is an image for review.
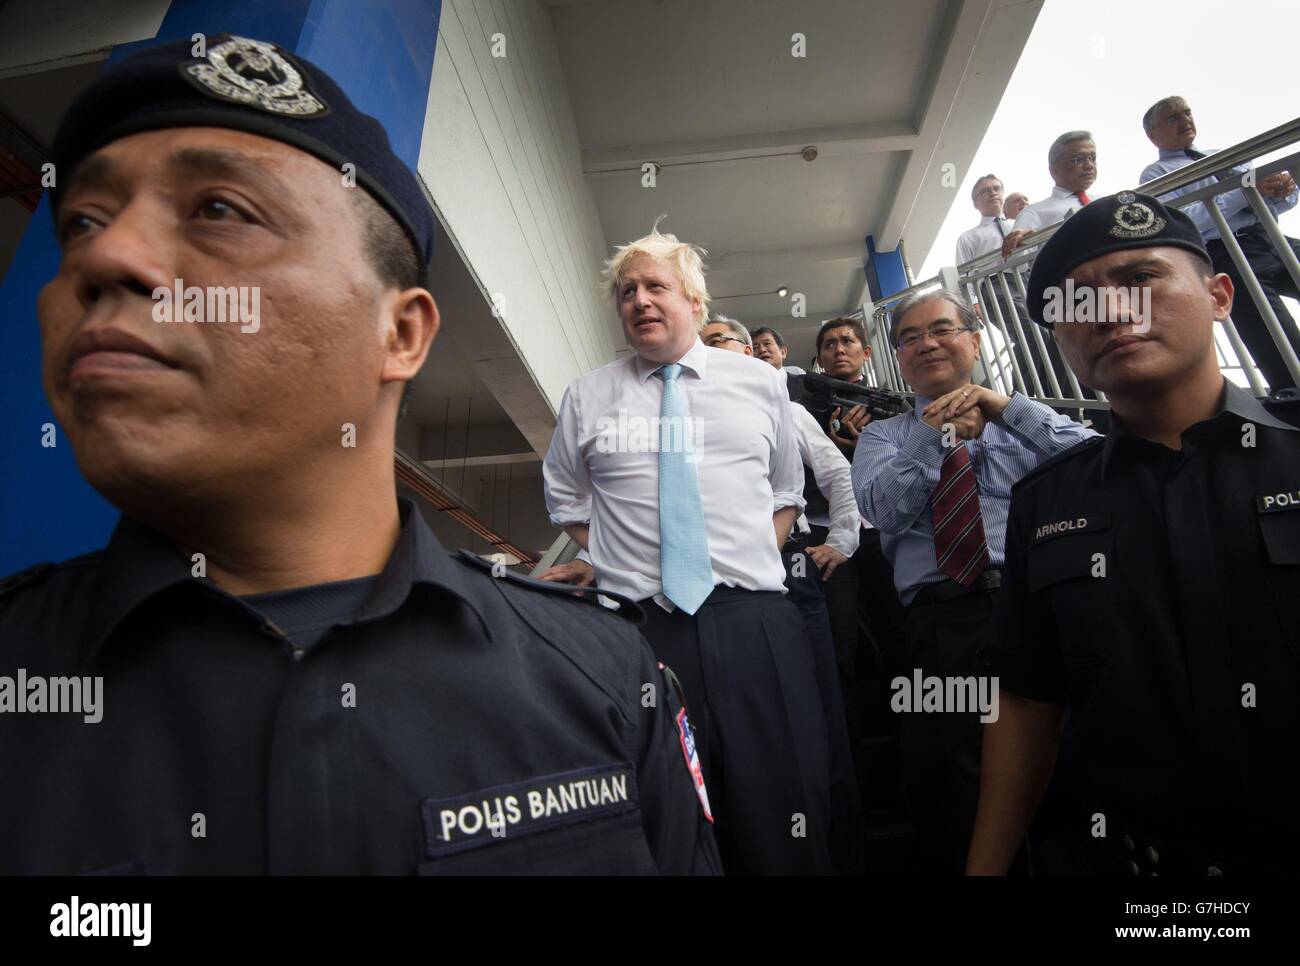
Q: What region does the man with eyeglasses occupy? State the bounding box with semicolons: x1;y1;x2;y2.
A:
852;290;1096;873
1001;131;1099;260
1139;95;1300;391
956;175;1015;265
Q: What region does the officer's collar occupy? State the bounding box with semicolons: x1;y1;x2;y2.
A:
353;498;493;635
1100;379;1295;477
84;514;196;666
83;497;491;665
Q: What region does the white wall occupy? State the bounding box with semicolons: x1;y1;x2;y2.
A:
419;0;618;417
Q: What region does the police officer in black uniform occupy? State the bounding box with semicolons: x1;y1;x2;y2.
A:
0;35;720;875
968;191;1300;875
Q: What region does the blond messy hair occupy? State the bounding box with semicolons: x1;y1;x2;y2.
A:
603;219;710;325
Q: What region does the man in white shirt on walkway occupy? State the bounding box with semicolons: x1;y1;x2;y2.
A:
541;228;834;874
1002;131;1099;259
956;174;1015;265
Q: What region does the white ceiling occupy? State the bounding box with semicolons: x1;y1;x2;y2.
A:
546;0;1040;364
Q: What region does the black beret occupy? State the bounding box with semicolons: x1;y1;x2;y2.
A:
1025;191;1209;327
51;33;433;276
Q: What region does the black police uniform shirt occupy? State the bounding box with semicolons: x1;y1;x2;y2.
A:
0;499;721;874
984;381;1300;865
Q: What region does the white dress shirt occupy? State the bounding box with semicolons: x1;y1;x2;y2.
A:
544;337;805;607
789;402;860;558
955;215;1014;264
1013;184;1091;234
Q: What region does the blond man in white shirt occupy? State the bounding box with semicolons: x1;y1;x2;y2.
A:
541;229;835;874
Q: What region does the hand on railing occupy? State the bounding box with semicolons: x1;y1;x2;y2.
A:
1258;170;1296;199
1000;229;1029;261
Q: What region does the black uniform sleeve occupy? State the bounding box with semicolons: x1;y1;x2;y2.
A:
631;641;723;875
983;489;1070;703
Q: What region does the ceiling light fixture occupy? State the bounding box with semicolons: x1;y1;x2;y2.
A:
713;286;791;301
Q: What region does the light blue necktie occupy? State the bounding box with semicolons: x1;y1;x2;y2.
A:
655;363;713;614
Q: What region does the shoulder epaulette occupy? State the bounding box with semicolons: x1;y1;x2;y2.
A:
454;551;646;626
0;562;55;598
1262;389;1300;429
1011;435;1105;492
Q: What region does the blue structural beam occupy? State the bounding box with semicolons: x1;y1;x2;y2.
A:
864;234;909;303
0;0;440;575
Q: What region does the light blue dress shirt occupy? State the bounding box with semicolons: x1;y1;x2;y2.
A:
1139;145;1298;243
852;392;1097;604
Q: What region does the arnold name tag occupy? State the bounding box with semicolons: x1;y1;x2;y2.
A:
1032;511;1111;544
422;763;638;858
1257;489;1300;513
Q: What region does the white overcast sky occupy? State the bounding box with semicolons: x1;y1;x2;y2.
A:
918;0;1300;279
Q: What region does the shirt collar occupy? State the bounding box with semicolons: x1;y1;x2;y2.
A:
1100;379;1296;477
83;497;490;666
633;336;709;382
1050;184;1075;200
1159;144;1208;160
978;215;1003;226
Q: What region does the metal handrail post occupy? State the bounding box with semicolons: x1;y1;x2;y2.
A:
967;279;1010;394
1010;265;1086;401
978;274;1028;394
1206;202;1300;387
1003;269;1063;399
988;267;1046;397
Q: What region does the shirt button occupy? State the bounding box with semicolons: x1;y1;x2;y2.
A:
1146;846;1159;865
291;647;306;662
1126;860;1140;876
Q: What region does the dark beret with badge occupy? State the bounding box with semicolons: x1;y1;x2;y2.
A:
1025;191;1210;327
50;33;434;275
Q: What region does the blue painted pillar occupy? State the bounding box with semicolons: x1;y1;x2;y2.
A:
864;234;909;302
0;0;440;574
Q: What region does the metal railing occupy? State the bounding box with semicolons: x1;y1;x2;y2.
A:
857;117;1300;409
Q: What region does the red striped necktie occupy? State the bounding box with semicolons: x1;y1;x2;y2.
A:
931;442;990;586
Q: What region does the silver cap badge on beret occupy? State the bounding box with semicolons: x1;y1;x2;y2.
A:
1109;196;1166;239
184;35;328;118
